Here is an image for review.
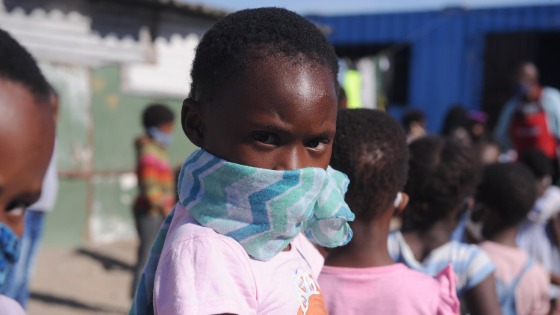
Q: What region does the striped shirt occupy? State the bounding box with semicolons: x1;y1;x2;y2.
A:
388;231;495;297
134;138;174;216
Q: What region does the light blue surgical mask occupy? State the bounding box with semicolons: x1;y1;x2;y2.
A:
147;127;172;147
0;222;21;290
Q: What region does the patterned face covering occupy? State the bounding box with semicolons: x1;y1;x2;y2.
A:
179;150;355;261
130;150;354;315
0;222;21;290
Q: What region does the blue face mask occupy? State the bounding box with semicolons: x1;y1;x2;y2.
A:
0;223;21;289
147;127;172;147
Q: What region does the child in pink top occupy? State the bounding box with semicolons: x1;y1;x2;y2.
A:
319;109;460;315
130;8;355;315
474;163;550;315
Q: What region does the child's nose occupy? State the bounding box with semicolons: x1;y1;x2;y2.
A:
273;147;308;171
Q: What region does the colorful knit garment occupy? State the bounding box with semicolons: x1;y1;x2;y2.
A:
130;149;354;314
134;139;174;215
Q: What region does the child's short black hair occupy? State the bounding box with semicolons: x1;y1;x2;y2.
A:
142;104;175;129
520;149;552;180
404;136;479;229
0;29;50;103
330;109;409;221
402;109;425;131
189;7;338;102
476;163;537;227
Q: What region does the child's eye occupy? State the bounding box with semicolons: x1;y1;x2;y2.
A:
5;201;27;217
306;139;329;151
252;132;277;145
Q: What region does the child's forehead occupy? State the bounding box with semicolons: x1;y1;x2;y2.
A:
215;61;335;112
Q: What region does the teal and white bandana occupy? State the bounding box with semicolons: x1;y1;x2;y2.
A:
130;149;354;314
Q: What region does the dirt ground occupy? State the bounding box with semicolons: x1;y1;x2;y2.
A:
27;240;137;315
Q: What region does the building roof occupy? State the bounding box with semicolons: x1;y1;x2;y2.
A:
111;0;228;19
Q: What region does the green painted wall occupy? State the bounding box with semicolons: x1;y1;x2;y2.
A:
42;64;196;247
92;65;197;170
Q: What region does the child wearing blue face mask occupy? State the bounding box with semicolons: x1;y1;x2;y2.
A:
130;104;175;296
129;8;355;315
0;29;55;313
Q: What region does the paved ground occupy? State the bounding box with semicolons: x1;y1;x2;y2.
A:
28;240;137;315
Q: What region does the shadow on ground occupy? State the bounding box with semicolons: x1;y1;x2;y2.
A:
75;248;134;271
30;291;126;314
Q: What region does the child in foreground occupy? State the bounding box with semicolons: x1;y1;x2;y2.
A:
130;8;355;315
475;163;550;314
388;136;502;315
319;109;459;314
0;29;55;313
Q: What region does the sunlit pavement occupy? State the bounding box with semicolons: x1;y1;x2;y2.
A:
28;240;136;315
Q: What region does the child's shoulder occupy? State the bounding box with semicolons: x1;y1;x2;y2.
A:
319;264;460;315
163;204;250;262
481;241;548;283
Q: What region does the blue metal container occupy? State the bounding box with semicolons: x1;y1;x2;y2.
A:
308;4;560;132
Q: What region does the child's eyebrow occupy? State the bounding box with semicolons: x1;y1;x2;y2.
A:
310;131;336;139
249;123;290;135
249;123;335;138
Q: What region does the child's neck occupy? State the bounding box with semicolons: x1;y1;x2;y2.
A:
401;216;456;262
486;226;519;248
325;211;394;268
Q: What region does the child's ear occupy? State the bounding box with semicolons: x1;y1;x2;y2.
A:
394;192;409;217
182;98;204;147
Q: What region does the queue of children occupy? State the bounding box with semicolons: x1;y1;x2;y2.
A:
0;5;557;315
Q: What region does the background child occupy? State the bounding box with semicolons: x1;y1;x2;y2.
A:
388;136;501;315
476;163;550;315
130;103;175;296
320;109;459;314
517;150;560;308
401;108;426;143
0;28;55;313
130;8;354;315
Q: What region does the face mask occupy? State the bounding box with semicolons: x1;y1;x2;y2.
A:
0;222;21;289
147;127;172;147
178;150;355;261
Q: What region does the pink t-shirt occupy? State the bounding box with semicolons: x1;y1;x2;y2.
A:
0;295;25;315
153;203;327;315
319;263;460;315
480;241;550;315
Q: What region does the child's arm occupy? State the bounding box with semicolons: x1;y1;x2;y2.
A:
463;274;503;315
551;273;560;286
551;213;560;248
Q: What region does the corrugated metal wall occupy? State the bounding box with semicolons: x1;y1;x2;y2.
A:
308;4;560;132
